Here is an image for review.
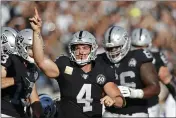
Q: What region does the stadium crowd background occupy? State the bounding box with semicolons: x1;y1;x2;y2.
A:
1;1;176;102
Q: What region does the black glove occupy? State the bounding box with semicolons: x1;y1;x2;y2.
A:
21;63;39;99
27;63;40;81
21;75;35;99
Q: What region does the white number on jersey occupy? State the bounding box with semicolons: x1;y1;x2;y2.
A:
160;52;168;65
143;50;153;59
77;84;93;112
152;57;156;64
1;53;9;64
116;71;136;88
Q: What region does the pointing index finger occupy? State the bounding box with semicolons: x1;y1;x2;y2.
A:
34;7;41;20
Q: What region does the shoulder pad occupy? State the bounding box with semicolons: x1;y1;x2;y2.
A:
55;54;68;62
135;49;153;63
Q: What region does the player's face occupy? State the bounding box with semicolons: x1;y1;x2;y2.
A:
74;44;91;60
106;46;122;58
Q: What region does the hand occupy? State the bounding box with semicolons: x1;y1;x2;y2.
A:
118;86;144;98
29;7;42;32
118;86;131;97
158;66;172;84
27;63;39;81
22;76;35;98
100;95;115;107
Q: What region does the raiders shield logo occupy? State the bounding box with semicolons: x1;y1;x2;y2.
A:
128;58;137;67
96;74;106;85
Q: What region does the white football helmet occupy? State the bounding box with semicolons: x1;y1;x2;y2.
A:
1;27;18;54
103;26;131;63
16;29;34;63
131;28;152;47
68;31;98;65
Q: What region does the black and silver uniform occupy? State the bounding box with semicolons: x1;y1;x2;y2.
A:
55;56;115;118
97;49;153;115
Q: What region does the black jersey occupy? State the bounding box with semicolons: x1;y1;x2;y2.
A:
97;49;153;114
147;48;168;107
151;49;168;73
1;54;25;117
1;54;39;117
55;56;115;118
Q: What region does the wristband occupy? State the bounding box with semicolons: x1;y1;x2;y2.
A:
130;89;144;99
114;95;126;107
166;76;176;100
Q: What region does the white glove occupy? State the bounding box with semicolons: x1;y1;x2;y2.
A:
118;86;144;99
118;86;131;97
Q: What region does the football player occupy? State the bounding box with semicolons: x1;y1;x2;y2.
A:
131;28;176;116
29;8;126;118
1;27;43;118
97;26;160;117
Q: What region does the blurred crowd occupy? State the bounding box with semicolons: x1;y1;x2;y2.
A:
1;1;176;94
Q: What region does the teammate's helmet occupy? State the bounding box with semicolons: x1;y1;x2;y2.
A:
131;28;152;47
1;27;18;54
39;94;57;118
68;30;98;65
103;26;131;63
15;29;34;63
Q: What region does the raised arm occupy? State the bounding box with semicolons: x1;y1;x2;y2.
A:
140;62;160;98
29;8;59;78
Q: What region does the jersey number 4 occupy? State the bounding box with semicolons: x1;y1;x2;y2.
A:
77;84;93;112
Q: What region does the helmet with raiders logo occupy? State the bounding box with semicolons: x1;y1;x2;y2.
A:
131;28;152;47
15;29;34;63
68;30;98;65
1;27;18;54
103;26;131;63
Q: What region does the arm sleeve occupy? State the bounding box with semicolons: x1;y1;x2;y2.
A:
159;51;168;66
104;65;116;85
137;49;153;67
54;56;66;71
166;76;176;101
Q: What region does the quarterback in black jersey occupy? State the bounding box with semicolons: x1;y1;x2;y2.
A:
98;26;160;117
1;27;43;118
29;8;125;118
131;28;176;117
